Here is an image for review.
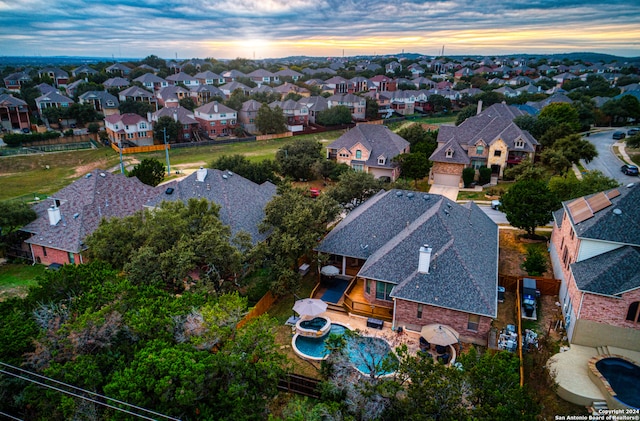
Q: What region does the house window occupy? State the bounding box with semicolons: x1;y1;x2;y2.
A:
365;280;371;295
626;302;640;322
220;114;226;118
42;246;47;257
476;145;484;154
68;252;75;264
515;140;525;148
138;132;146;138
355;150;362;159
570;229;575;240
220;120;227;125
467;314;480;331
562;246;569;268
140;123;147;129
494;150;502;157
378;157;385;165
375;281;393;301
417;304;423;319
210;122;216;126
352;164;364;172
445;149;453;158
127;133;134;139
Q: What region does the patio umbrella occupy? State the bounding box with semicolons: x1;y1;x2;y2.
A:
293;298;328;317
420;324;460;346
320;265;340;277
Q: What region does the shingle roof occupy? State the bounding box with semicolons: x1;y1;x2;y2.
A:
316;189;498;317
195;101;235;115
0;93;27;107
119;86;153;98
571;246;640;296
145;168;276;244
153;106;198;125
23;170;162;254
564;184;640;245
429;137;470;164
134;73;167;84
103;77;130;88
327;125;409;168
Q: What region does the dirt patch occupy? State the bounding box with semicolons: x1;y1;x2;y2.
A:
499;229;553;278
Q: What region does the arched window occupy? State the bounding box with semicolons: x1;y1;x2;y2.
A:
626;302;640;322
355;150;362;159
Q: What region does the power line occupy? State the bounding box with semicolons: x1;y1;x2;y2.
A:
0;411;23;421
0;362;181;421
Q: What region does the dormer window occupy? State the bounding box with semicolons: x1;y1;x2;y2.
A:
445;148;454;158
378;156;385;165
355;150;362;159
515;139;525;148
476;145;484;154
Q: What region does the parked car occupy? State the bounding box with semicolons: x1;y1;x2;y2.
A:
627;128;640;136
621;164;639;176
612;131;626;140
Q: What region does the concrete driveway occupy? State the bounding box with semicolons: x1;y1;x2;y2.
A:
428;184;459;201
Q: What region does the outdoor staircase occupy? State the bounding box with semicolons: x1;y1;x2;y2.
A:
588;400;609;414
595;345;611;356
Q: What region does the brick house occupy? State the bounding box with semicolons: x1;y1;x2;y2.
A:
37;67;69;88
152;106;199;142
549;184;640;351
326;93;366;120
104;113;154;146
133;73;169;92
156;85;190;108
194;101;237;138
21;170;162;266
0;93;31;131
3;72;31;92
35;91;74;121
326;124;409;182
239;99;262;134
78;91;120;116
429;103;538;186
315;189;499;345
269;99;309;132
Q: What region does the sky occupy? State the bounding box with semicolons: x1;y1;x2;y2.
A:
1;0;639;60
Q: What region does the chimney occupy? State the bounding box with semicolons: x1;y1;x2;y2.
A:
214;103;218;113
196;166;207;182
476;100;483;115
173;111;178;122
418;244;432;274
47;205;61;226
147;111;152;122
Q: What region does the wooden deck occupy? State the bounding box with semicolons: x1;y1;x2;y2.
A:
343;278;393;322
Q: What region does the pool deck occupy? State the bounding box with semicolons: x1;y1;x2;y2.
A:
547;344;640;407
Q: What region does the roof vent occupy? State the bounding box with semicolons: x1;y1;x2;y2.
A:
73;213;80;219
222;174;228;179
423;194;430;200
196;167;207;182
626;183;635;188
99;172;106;177
85;173;92;178
444;209;450;216
165;187;174;195
407;192;414;198
613;208;622;215
227;171;233;176
396;191;403;197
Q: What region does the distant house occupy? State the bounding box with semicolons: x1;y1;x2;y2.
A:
65;79;86;98
3;72;31;92
133;73;169;91
78;91;120;116
146;168;276;245
0;93;30;131
275;68;304;82
370;75;397;92
324;76;349;94
273;82;310;99
326;124;409;182
221;69;246;83
21;170;162;266
429;103;538;186
104;113;154;146
194;71;225;86
269;99;308;132
35;91;74;120
194;101;237;138
239;99;262;134
118;86;156;105
152;105;200;142
38;67;69;88
106;63;133;77
219;81;250;98
103;77;130;89
246;69;278;86
326;93;366;120
71;64;99;78
166;72;200;87
297;96;328;124
156;85;190;108
315;189;499;344
549;184;640;351
189;84;225;106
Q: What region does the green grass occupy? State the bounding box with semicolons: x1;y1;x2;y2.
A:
267;273;318;324
0;263;45;300
457;190;489;201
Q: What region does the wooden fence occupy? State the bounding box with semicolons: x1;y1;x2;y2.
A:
277;373;320;398
256;132;293;141
499;275;561;296
111;143;169;154
236;291;276;329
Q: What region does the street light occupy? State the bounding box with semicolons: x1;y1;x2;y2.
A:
162;127;171;175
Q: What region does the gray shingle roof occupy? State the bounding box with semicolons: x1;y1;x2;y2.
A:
571;246;640;296
145;168;276;244
23;170;162;254
327;125;409;169
429;137;470;164
316;189;498;317
565;184;640;245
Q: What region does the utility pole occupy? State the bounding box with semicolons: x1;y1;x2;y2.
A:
162;127;171;175
118;138;124;174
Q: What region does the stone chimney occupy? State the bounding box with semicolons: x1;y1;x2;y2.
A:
47;205;61;226
476;100;483;115
196;167;207;182
418;244;432;274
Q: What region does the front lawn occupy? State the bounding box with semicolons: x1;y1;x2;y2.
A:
0;262;45;301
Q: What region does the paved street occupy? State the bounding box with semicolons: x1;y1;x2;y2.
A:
581;127;639;185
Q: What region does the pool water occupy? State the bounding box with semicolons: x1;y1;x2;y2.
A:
294;324;398;376
595;358;640;408
299;317;329;330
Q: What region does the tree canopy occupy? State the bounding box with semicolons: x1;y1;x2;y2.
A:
128;157;165;186
501;179;560;237
255;104;287;135
275;138;323;181
211;154;280;185
316;105;353;126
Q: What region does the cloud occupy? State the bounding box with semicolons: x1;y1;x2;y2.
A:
0;0;638;58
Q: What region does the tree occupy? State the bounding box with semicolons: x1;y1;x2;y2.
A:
316;105;352;126
521;245;547;276
275;138;323;181
325;170;382;209
179;97;196;111
0;201;37;239
503;158;550;181
365;97;379;120
551;134;598;165
211;154;280;185
128;158;165;186
501;179;560;237
225;88;246;111
255;104;287;135
462;167;476;187
548;170;619;202
478;166;492;185
428;94;451;113
394;153;430;187
118;98;154;116
153;115;181;143
539;102;581;133
456;104;478;125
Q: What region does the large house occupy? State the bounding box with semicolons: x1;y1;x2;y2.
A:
78;91;120;116
151;106;200;143
429;103;538;186
35;92;74;120
104;113;154;146
326;124;410;182
0;93;30;131
194;101;237;138
145;168;277;245
549;184;640;351
21;170;162;266
315;189;499;344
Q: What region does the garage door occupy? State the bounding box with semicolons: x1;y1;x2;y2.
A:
433;173;460;187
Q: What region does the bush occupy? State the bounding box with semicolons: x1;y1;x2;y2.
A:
521;245;547;276
3;131;61;147
462;167;476;188
479;166;492;185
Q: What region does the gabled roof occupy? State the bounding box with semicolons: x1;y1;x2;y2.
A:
241;99;263;112
190;84;224;96
36;92;74;104
145;168;276;244
195;101;235;115
119;86;154;98
297;95;328;111
247;69;275;78
316;189;498;317
571;246;640;296
23;170;162;254
327;125;409;168
134;73;167;84
166;72;198;83
0;93;27;107
194;70;223;80
78;91;119;108
153;106;198;125
103;77;130;88
429;137;470;164
105;113;148;125
275;68;304;78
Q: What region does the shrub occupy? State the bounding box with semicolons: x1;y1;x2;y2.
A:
462;167;476;188
521;245;547;276
479;166;492;185
2;131;61;147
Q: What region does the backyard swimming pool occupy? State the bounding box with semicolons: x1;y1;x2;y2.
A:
292;323;398;376
593;357;640;409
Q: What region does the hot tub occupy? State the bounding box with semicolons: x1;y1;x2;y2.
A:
295;316;332;338
588;355;640;410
